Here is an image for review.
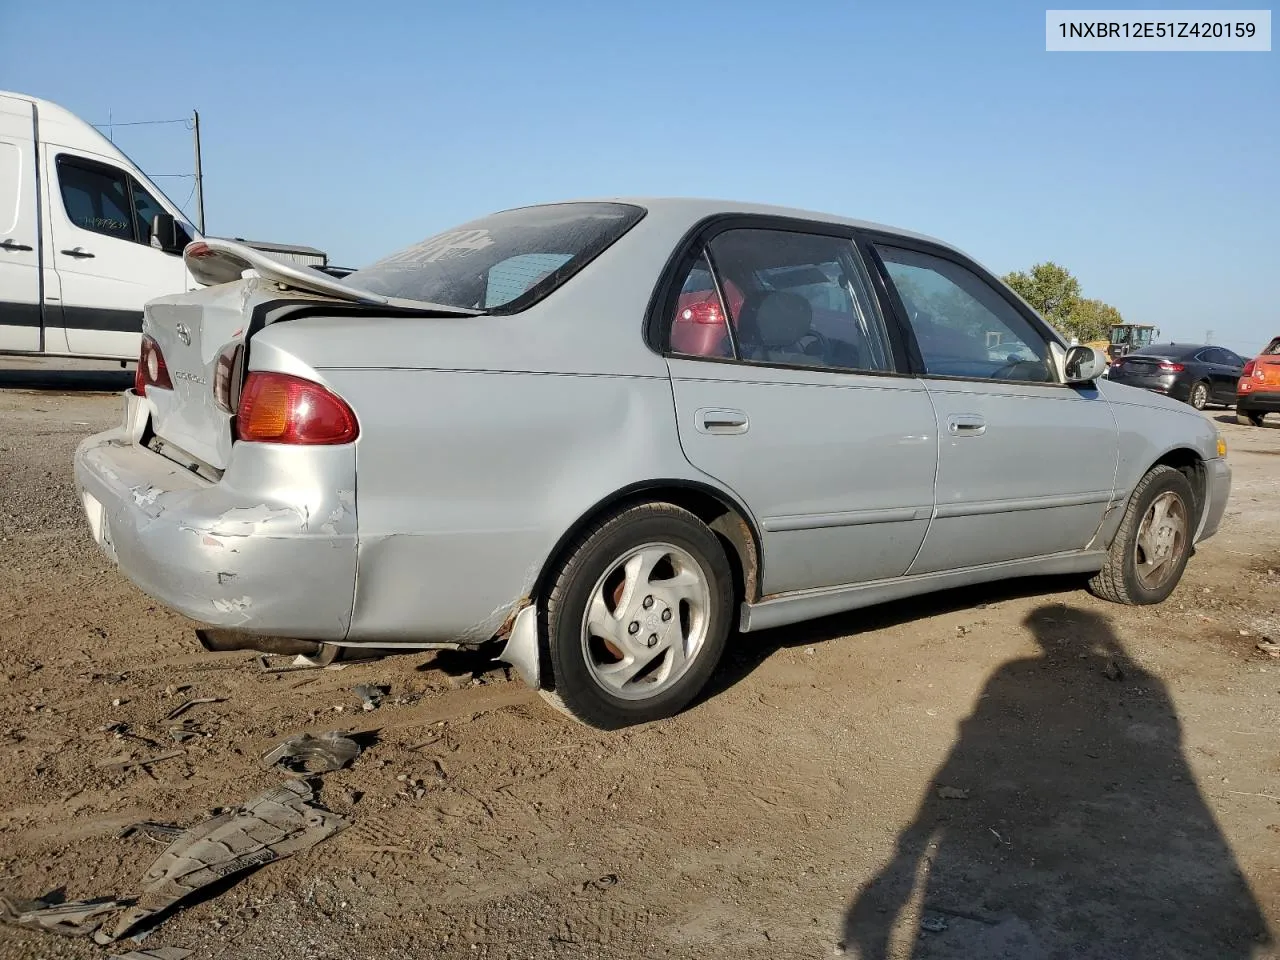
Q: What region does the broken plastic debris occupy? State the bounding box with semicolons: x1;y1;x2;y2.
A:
118;822;185;843
920;914;950;933
0;893;134;937
352;683;389;711
98;750;185;775
163;697;225;721
98;780;348;943
261;730;361;773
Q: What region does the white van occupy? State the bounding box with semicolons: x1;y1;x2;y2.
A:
0;90;202;362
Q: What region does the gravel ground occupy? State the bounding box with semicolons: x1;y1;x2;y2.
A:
0;358;1276;959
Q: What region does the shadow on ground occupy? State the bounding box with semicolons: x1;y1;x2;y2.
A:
701;574;1090;700
1215;413;1279;430
0;367;132;392
838;604;1272;959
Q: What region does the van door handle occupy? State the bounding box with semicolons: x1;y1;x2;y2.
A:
947;414;986;437
60;247;95;259
695;407;749;435
0;239;33;251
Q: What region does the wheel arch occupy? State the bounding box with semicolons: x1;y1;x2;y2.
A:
1148;446;1207;531
531;479;763;611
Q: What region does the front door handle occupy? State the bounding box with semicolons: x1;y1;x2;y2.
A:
0;238;34;251
695;407;749;435
947;414;986;437
60;246;95;259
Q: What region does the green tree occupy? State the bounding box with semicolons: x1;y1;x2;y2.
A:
1003;262;1081;336
1065;297;1124;343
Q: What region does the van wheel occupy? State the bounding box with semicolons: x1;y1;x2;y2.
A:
1088;465;1195;606
1188;381;1209;410
1236;410;1265;427
538;503;733;729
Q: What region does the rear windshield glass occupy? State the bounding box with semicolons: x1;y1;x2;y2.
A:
1264;338;1280;356
343;202;645;312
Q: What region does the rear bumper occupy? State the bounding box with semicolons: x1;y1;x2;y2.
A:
73;391;357;640
1237;390;1280;413
1196;456;1231;543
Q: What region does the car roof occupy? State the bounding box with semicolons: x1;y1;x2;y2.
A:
518;196;967;255
1135;342;1218;355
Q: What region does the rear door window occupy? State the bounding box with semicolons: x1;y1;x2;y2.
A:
344;202;645;312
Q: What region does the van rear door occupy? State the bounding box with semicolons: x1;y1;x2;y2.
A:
0;93;41;352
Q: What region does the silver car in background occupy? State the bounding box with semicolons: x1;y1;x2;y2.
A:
73;199;1231;729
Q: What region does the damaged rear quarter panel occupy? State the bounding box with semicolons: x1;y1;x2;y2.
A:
324;367;703;644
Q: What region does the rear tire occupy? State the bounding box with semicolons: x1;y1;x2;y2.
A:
1088;465;1195;606
1188;381;1209;410
539;503;733;729
1236;409;1265;427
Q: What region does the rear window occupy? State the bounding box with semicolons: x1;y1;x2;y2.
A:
343;202;645;312
1263;338;1280;356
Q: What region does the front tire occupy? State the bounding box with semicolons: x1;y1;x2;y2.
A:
1088;465;1195;605
1188;381;1209;410
539;503;733;729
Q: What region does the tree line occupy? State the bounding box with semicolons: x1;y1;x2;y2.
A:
1002;262;1124;343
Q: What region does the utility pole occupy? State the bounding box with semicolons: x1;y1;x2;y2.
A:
1205;328;1214;345
192;110;206;235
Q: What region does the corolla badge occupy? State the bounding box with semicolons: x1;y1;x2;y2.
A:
175;323;191;346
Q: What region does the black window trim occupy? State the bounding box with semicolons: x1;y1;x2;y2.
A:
642;213;915;379
857;228;1073;389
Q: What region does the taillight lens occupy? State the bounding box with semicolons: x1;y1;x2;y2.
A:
235;372;358;445
213;343;245;412
135;335;173;395
1158;361;1185;373
679;300;725;325
1242;360;1255;378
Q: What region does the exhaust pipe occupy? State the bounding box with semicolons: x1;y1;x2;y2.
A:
195;628;323;658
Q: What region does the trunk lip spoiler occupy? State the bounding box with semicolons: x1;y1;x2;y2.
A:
182;238;483;317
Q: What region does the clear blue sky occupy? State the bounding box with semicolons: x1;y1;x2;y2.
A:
2;0;1275;352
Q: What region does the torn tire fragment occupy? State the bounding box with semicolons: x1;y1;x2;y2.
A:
261;731;361;773
99;780;347;944
0;894;134;937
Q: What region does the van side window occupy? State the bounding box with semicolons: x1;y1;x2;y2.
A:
129;179;166;246
57;157;135;241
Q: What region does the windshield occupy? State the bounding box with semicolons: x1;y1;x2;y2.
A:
344;202;645;312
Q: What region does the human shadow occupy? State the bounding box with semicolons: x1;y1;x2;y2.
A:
842;605;1272;959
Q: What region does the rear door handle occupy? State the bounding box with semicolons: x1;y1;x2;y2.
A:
0;238;33;251
60;247;95;259
947;414;986;437
695;407;749;435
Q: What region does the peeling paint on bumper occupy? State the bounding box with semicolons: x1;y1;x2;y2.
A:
73;424;357;641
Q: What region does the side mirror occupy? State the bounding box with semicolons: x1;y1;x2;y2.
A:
1064;345;1109;383
150;213;188;254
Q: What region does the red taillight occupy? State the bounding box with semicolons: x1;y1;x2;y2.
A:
1242;360;1256;378
1158;361;1185;373
235;372;358;445
679;300;725;325
135;335;173;395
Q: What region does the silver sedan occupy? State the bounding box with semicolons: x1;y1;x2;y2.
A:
74;198;1231;728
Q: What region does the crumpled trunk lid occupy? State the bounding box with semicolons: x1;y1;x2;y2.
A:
143;279;337;471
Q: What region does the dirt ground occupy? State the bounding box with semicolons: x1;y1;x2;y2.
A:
0;358;1276;960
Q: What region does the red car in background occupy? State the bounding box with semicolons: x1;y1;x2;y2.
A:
1236;337;1280;426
